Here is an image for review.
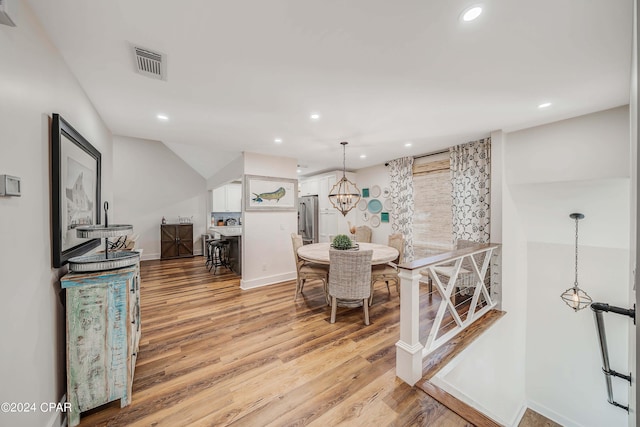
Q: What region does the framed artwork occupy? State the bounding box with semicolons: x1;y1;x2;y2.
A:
51;114;102;267
244;175;297;211
362;188;370;198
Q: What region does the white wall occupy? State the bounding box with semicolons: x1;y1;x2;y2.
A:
435;107;632;426
354;164;392;244
113;136;208;259
630;3;638;424
206;154;244;189
506;106;629;185
509;107;631;426
433;131;529;426
0;2;113;426
511;179;630;249
526;243;629;427
241;152;298;289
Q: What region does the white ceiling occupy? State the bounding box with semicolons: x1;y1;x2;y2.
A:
26;0;633;178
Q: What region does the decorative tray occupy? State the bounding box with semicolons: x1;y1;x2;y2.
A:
75;224;133;238
68;251;139;272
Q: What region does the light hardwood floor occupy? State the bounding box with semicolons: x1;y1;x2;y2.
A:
518;409;562;427
78;257;473;426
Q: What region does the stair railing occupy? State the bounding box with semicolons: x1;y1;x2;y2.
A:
590;302;635;411
395;242;501;386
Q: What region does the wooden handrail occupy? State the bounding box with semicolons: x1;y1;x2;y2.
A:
398;242;500;270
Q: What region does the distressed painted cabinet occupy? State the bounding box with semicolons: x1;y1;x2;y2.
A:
61;264;141;427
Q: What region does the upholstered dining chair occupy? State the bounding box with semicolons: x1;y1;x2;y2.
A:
290;233;329;302
328;248;373;325
370;233;404;305
354;225;372;243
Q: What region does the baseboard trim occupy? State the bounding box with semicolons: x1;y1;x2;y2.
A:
430;377;526;426
140;251;160;261
526;399;582;427
513;404;528;427
420;309;506;381
420;380;504;427
45;394;67;427
511;405;529;427
140;251;202;261
240;272;296;290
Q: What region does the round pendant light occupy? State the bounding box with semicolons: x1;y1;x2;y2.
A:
328;142;361;216
560;213;593;311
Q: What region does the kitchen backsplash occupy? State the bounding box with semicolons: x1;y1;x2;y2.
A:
211;212;241;227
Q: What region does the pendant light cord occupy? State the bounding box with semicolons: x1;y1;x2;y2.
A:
574;216;579;287
341;141;347;179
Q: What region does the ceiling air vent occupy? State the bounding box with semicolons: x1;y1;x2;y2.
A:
132;45;166;80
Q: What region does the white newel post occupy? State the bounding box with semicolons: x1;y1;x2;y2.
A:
395;266;423;386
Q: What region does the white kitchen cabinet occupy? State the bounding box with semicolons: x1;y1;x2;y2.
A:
317;174;337;242
226;184;242;211
318;175;336;211
319;210;337;242
299;178;319;196
212;183;242;212
302;170;358;242
212;187;226;211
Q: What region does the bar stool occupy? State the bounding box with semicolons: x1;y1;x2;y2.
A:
205;240;216;269
207;239;230;274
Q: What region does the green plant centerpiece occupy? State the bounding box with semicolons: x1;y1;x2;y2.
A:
332;234;354;250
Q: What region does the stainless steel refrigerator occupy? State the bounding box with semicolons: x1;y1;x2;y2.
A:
298;195;318;244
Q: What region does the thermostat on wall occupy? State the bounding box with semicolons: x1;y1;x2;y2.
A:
0;175;21;196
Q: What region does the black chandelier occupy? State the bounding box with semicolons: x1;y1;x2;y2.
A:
328;142;361;216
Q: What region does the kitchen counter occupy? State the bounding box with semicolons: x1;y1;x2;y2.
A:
208;227;242;275
209;226;242;237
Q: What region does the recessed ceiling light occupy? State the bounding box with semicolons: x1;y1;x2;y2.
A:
310;113;320;120
461;6;482;22
157;114;169;121
360;154;367;159
538;102;552;109
297;169;302;173
274;138;283;144
404;142;413;148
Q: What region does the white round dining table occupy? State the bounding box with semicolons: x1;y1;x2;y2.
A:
297;242;398;265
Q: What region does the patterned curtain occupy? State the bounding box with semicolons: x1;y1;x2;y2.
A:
450;138;491;243
389;157;415;261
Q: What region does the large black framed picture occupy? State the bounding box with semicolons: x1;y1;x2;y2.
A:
51;114;102;268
